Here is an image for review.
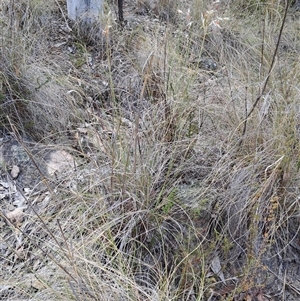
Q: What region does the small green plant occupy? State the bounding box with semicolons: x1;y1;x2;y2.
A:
160;188;178;214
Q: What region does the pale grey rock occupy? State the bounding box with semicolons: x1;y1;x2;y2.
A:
67;0;103;22
10;165;20;179
0;133;76;191
44;150;75;176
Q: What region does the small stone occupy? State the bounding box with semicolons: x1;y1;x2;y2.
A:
199;57;218;71
189;56;218;71
46;150;75;176
6;208;24;225
24;187;32;194
0;181;9;189
10;165;20;179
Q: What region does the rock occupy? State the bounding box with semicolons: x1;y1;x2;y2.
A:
10;165;20;179
5;208;25;226
199;57;218;71
45;150;75;176
189;56;218;71
0;133;76;190
67;0;103;22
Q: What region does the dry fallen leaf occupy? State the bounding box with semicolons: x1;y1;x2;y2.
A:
211;255;225;283
246;294;252;301
256;292;267;301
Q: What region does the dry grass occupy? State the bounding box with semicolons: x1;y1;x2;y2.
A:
1;0;300;300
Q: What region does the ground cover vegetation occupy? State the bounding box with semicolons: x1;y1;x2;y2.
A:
1;0;300;300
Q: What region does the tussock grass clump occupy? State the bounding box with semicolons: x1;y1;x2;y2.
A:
1;0;300;300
